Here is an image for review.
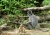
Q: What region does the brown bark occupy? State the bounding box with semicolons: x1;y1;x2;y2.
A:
21;5;50;11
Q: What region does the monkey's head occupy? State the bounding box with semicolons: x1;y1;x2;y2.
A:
27;10;33;16
20;24;24;27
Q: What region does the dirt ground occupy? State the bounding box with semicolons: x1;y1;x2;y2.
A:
1;28;50;35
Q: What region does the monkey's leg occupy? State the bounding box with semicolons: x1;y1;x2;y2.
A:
27;23;33;30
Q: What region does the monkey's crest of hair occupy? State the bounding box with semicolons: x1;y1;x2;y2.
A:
20;24;23;27
19;24;26;33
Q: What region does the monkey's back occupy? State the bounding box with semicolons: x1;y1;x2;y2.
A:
29;14;38;28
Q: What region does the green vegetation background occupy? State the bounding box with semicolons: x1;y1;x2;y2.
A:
0;0;50;28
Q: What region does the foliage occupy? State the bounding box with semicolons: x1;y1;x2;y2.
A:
0;0;50;15
0;0;36;15
0;0;50;28
0;14;20;28
0;18;6;25
42;0;50;6
42;0;50;14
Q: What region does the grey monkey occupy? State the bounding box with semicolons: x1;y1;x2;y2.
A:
26;10;38;29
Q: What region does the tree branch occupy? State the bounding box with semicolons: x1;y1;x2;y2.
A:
21;5;50;11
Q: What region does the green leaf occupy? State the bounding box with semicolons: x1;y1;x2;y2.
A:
0;4;4;6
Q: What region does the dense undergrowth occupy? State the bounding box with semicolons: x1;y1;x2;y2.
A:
0;0;50;28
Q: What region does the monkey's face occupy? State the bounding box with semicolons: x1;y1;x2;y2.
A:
27;10;32;16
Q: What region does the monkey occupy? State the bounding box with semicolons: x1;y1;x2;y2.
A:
26;10;38;29
19;24;26;33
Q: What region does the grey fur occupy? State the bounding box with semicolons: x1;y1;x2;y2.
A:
27;10;38;29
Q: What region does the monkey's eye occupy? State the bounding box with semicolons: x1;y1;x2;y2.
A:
27;12;30;14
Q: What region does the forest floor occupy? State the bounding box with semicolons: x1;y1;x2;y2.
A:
1;28;50;35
